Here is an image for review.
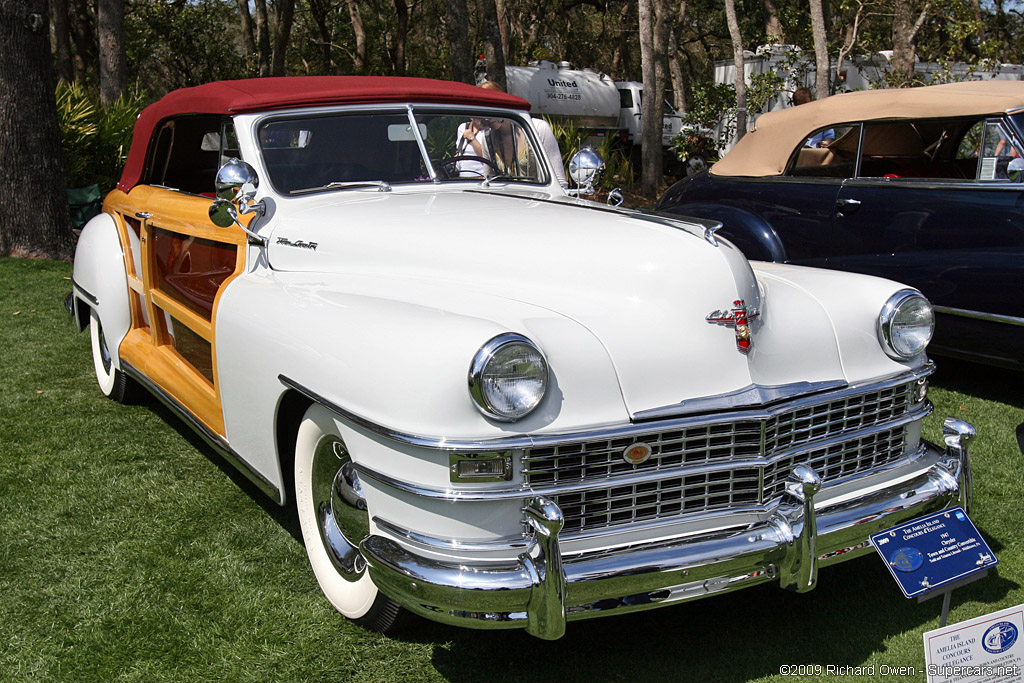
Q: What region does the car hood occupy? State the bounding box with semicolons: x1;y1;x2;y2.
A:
264;189;848;417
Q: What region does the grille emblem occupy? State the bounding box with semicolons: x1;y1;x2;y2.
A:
622;442;652;465
706;299;760;354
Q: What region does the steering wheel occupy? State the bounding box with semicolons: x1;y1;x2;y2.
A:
434;155;500;179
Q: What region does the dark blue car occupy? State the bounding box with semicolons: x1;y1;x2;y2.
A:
658;81;1024;370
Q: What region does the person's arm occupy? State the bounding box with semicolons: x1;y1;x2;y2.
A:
462;120;485;157
531;118;567;188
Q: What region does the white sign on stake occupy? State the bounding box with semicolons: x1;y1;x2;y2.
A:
924;603;1024;683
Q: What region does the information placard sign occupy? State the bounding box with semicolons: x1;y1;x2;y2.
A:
870;507;997;598
924;604;1024;683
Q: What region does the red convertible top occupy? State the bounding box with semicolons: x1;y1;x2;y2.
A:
117;76;531;192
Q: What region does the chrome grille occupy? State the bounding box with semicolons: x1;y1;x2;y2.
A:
523;381;918;535
522;422;761;486
552;468;761;534
762;426;908;502
764;382;912;452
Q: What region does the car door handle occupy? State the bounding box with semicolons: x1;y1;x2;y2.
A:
135;211;153;219
836;198;861;216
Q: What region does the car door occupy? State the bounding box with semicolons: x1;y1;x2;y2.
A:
828;117;1024;366
104;116;249;435
756;123;863;266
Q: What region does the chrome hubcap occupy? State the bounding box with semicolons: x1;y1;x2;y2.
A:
98;326;112;374
312;435;369;582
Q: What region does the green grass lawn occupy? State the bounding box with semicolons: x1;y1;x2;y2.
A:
1;255;1021;682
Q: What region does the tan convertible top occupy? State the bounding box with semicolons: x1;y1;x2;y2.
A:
712;80;1024;177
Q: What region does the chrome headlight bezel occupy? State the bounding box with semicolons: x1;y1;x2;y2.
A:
468;333;548;422
878;289;935;360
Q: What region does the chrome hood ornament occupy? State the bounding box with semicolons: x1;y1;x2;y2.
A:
706;299;760;354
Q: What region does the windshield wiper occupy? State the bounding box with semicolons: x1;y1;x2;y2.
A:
292;180;392;195
481;174;534;187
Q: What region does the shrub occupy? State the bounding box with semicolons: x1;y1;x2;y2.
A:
56;81;146;192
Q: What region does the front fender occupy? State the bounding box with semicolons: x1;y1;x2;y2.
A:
72;212;131;368
660;202;787;263
214;270;628;497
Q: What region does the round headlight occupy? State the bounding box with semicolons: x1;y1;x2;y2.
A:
878;289;934;360
468;333;548;421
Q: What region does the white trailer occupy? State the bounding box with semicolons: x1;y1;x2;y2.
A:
494;61;685;169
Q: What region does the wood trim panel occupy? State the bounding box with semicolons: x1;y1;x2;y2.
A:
119;328;224;435
150;290;214;343
105;183;252;438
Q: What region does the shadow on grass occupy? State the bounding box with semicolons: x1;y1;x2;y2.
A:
424;558;1018;682
143;396;303;545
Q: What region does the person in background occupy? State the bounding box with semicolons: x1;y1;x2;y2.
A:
793;86;834;148
455;117;489;178
478;80;568;188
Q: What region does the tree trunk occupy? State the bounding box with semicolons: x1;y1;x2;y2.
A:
611;2;634;80
445;0;473;84
70;0;95;83
50;0;74;82
393;0;408;75
271;0;295;76
97;0;125;103
254;0;272;76
639;0;667;197
235;0;257;65
0;0;73;259
764;0;784;43
809;0;829;96
480;0;506;90
669;0;687;112
891;0;930;87
725;0;746;141
345;0;367;74
494;0;511;64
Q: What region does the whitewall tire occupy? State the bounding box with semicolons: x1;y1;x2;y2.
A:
89;309;138;403
294;404;406;631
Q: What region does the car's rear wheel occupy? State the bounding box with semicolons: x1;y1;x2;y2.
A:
294;404;406;632
89;309;139;403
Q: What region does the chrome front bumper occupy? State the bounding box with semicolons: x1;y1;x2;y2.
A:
361;419;975;640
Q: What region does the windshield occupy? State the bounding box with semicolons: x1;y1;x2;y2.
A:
258;109;548;194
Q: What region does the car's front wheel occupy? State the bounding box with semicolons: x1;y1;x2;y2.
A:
294;404;406;632
89;309;139;403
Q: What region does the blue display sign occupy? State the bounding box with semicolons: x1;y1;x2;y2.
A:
870;507;998;598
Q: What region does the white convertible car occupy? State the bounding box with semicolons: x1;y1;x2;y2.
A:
69;76;976;639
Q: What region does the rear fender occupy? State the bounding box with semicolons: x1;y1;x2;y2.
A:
72;212;131;370
661;203;786;263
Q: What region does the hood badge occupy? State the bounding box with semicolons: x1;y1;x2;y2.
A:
622;442;653;466
276;237;319;251
706;300;760;354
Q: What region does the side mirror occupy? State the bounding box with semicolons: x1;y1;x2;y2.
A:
1008;158;1024;183
209;198;238;228
215;158;260;201
210;158;267;243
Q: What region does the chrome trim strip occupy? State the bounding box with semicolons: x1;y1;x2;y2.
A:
406;104;438;182
932;305;1024;327
374;516;531;551
353;406;930;502
279;364;932;453
633;379;848;420
71;277;99;306
124;360;283;504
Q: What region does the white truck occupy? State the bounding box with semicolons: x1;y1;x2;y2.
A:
490;61;685;170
